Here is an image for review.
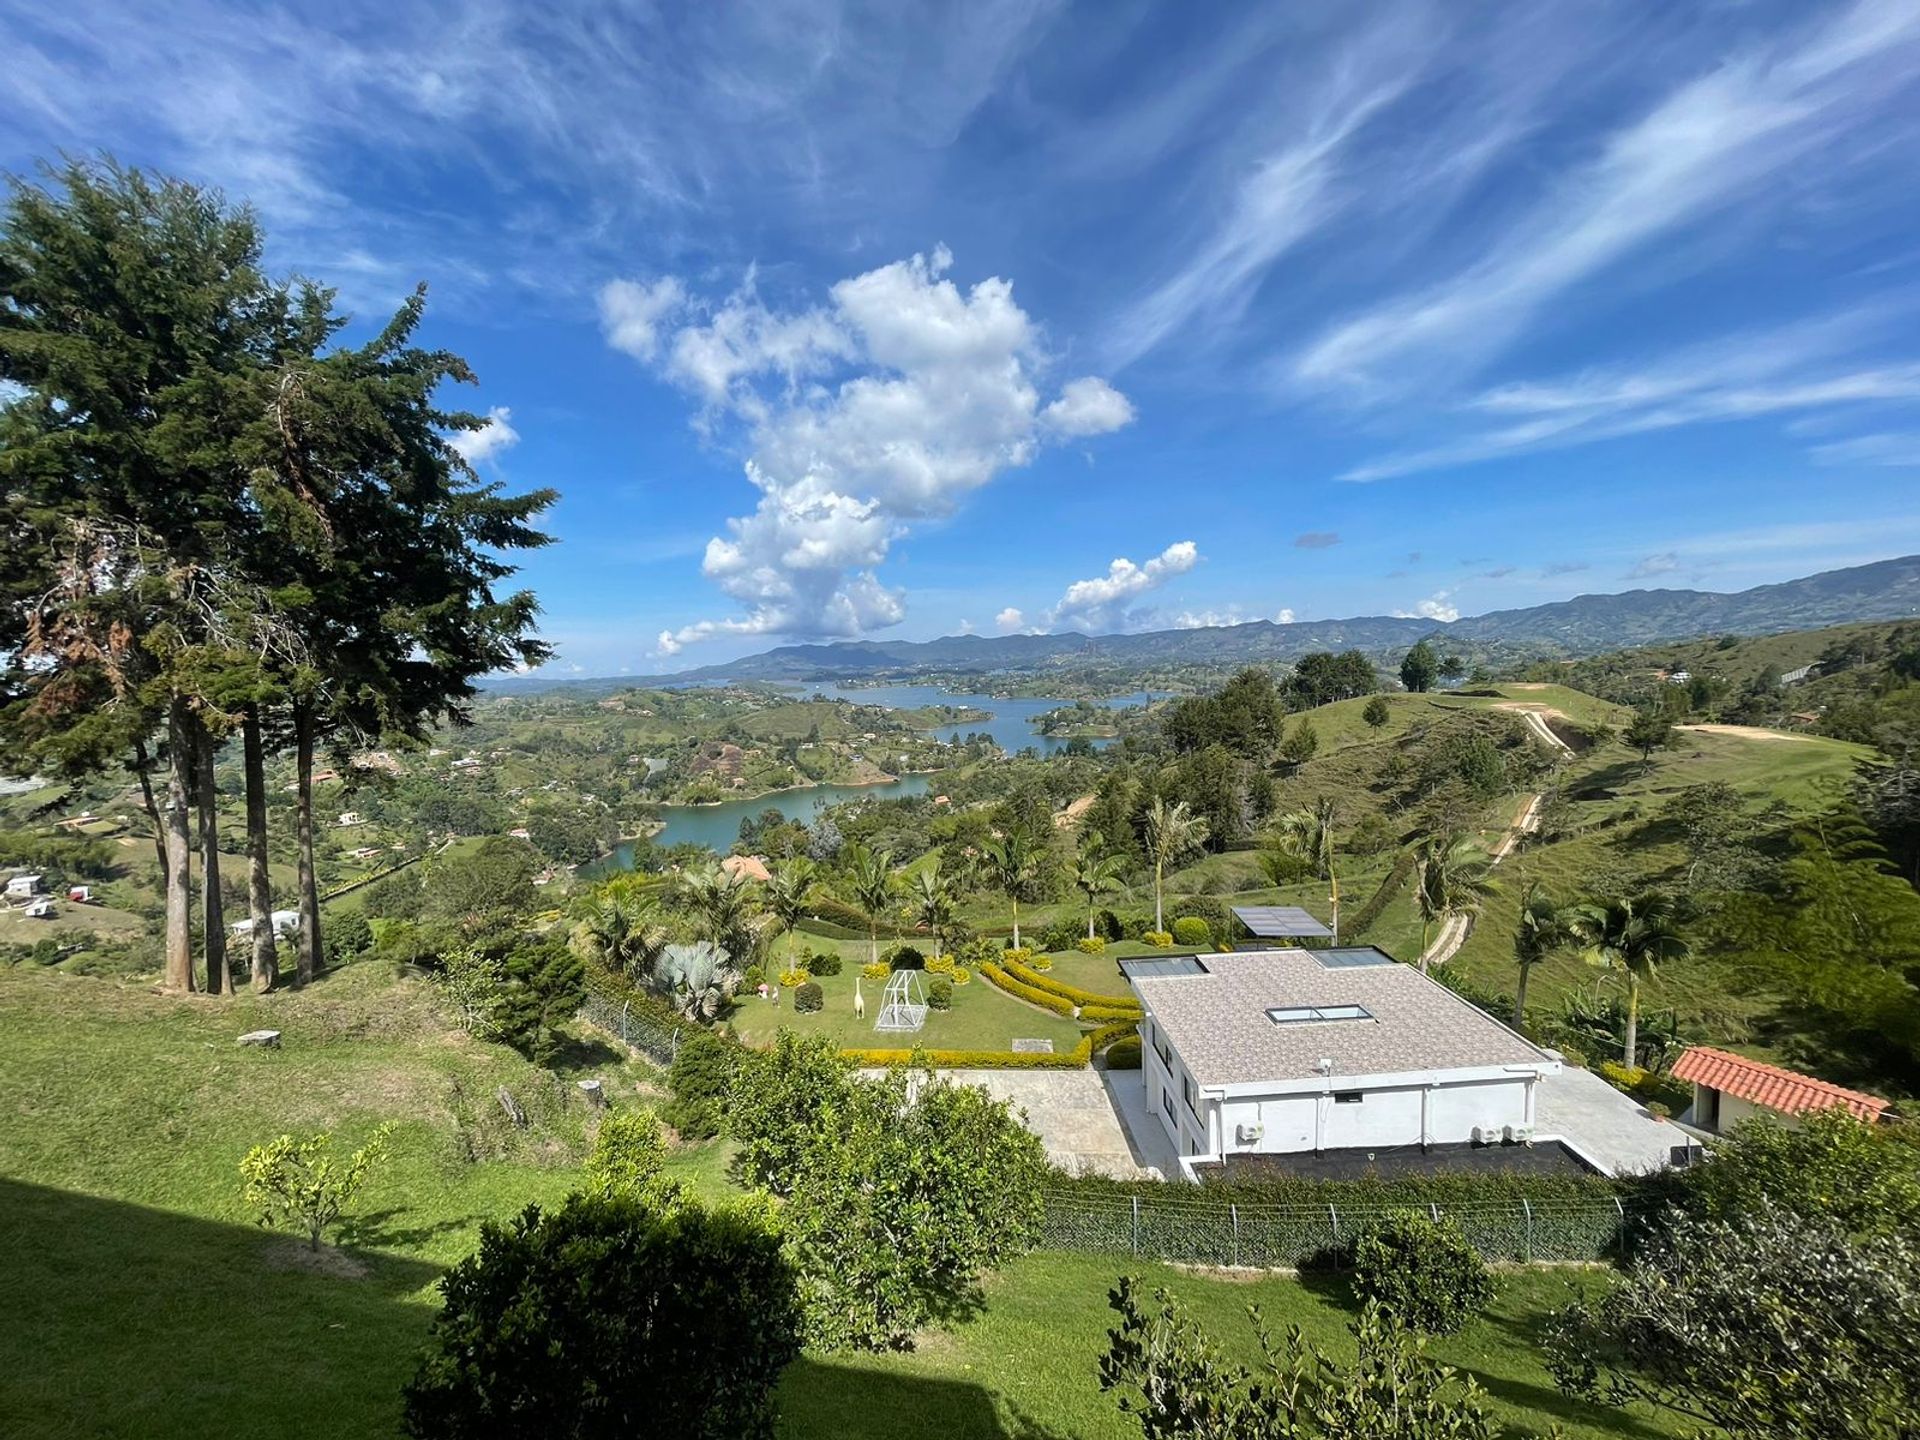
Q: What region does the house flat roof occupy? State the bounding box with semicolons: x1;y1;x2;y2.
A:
1671;1046;1889;1122
1130;948;1552;1088
1232;905;1333;939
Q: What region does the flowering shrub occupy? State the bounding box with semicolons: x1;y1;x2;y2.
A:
1076;936;1107;954
861;961;889;981
778;968;811;989
950;967;971;986
1002;946;1035;965
1144;930;1174;948
1028;954;1054;972
925;953;956;975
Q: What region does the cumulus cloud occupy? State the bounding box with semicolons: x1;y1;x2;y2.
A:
1044;540;1200;633
1293;531;1341;549
450;405;520;464
995;607;1025;632
607;247;1134;654
1173;604;1295;629
1394;591;1459;622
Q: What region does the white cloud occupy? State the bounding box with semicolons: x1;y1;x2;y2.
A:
1810;432;1920;467
995;607;1025;632
1625;553;1680;580
1294;2;1920;390
598;278;687;362
1173;604;1296;630
450;406;520;464
1394;591;1459;622
1043;540;1200;633
615;247;1134;652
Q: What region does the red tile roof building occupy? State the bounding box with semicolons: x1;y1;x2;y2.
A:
1671;1046;1889;1123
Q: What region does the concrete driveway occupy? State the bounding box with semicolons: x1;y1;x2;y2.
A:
940;1067;1162;1179
1535;1064;1681;1175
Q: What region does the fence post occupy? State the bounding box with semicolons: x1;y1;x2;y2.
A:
620;1001;630;1048
1522;1198;1533;1263
1613;1194;1626;1258
1328;1203;1339;1243
1431;1202;1441;1224
1131;1194;1140;1256
1231;1204;1239;1268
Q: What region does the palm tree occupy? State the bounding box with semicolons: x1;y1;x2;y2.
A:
1570;894;1690;1067
1071;833;1127;940
760;857;816;966
575;883;671;984
908;865;956;957
1511;881;1571;1031
1143;798;1209;935
980;831;1044;949
1274;798;1341;941
844;843;897;967
679;865;770;972
1413;833;1496;973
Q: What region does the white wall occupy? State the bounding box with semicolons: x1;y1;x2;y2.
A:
1215;1076;1534;1155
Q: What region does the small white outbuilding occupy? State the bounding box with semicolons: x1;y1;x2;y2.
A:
5;874;45;900
230;909;301;939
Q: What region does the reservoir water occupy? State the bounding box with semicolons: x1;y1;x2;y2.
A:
588;683;1156;865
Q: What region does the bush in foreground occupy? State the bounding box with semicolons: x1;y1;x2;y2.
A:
240;1123;394;1252
1348;1209;1493;1335
793;980;824;1012
403;1191;800;1440
662;1031;738;1140
583;1110;667;1199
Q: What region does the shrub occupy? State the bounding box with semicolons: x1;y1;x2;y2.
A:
980;963;1078;1017
402;1191;801;1440
1106;1035;1142;1069
805;949;843;977
1028;953;1054;972
884;944;925;971
741;964;765;991
1171;916;1213;948
927;977;953;1010
925;953;956;975
793;981;824;1013
1349;1210;1494;1335
1001;945;1035;964
728;1033;853;1196
861;961;889;981
949;966;971;986
1094;908;1126;942
493;936;588;1065
1081;1003;1141;1024
1363;695;1392;727
1144;930;1174;948
1676;1108;1920;1237
662;1031;738;1141
1002;958;1141;1014
240;1123;395;1252
777;967;810;989
584;1110;667;1199
1039;920;1083;953
1077;935;1107;954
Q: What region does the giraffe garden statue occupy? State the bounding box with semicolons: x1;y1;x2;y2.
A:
854;972;866;1020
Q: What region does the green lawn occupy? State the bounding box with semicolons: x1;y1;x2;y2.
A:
0;963;1674;1439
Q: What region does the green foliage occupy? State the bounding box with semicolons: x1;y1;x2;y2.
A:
1622;706;1674;768
1276;719;1319;767
662;1030;739;1141
1349;1210;1495;1335
884;943;925;970
1162;667;1284;760
804;948;842;977
1101;1277;1497;1439
778;1063;1046;1350
1170;916;1212;947
239;1123;394;1251
1143;930;1174;947
1363;694;1392;728
927;976;953;1010
1285;650;1378;709
728;1031;853;1196
582;1110;668;1200
1676;1108;1920;1238
1105;1034;1142;1069
492;936;587;1065
435;944;507;1039
402;1191;801;1440
1400;639;1441;694
1546;1203;1920;1440
793;980;824;1012
980;962;1078;1017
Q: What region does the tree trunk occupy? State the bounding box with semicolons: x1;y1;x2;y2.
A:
195;717;229;995
131;738;169;877
293;699;322;987
1010;896;1021;950
1623;976;1640;1068
242;705;278;992
868;921;878;970
1329;868;1341;946
1513;963;1530;1031
1088;904;1096;941
162;699;196;993
1152;864;1164;934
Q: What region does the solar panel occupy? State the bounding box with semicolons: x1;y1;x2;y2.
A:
1314;947;1398;969
1118;955;1210;981
1231;905;1334;938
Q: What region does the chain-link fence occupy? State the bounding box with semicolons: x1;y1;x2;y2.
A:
1036;1186;1641;1266
578;992;686;1068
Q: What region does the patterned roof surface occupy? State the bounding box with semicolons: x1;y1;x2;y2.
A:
1231;905;1333;938
1671;1046;1889;1121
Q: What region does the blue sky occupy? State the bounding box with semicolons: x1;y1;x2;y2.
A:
5;1;1920;675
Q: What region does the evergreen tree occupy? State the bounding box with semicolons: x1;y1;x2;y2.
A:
1399;639;1440;693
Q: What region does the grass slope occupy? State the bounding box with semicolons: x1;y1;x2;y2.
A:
0;964;1674;1440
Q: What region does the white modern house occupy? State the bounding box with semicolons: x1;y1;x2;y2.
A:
1124;948;1561;1174
230;909;301;939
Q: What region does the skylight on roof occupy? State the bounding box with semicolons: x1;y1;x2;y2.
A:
1265;1003;1374;1025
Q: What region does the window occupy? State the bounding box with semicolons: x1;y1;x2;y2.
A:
1181;1073;1200;1122
1333;1091;1364;1105
1151;1023;1172;1069
1265;1003;1374;1025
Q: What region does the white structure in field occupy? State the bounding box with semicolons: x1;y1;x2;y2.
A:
1125;948;1559;1168
230;909;301;939
874;969;928;1033
5;873;45;900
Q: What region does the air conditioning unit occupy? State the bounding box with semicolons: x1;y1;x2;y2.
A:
1236;1122;1264;1144
1505;1124;1534;1145
1470;1125;1490;1145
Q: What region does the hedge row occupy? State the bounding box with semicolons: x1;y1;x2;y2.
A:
843;1018;1138;1072
1080;1003;1142;1023
1001;957;1142;1016
979;963;1079;1018
1047;1166;1668;1211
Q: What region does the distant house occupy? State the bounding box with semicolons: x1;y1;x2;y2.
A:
230;910;300;940
336;811;363;827
5;874;45;900
721;854;771;883
1123;948;1561;1176
1779;664;1814;686
507;827;532;841
23;898;55;919
348;846;384;861
1666;669;1692;685
66;886;91;903
1672;1046;1889;1132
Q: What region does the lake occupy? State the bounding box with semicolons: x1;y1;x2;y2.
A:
588;683;1156;864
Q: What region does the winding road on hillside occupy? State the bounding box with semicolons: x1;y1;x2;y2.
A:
1417;708;1572;969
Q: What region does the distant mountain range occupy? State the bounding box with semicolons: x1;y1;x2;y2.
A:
493;553;1920;690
